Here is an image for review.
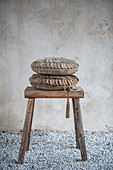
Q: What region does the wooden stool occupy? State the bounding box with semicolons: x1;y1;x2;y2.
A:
18;86;87;164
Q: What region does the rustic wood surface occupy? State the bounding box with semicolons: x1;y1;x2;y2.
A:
26;99;35;151
24;86;84;98
72;98;80;149
18;98;35;164
18;86;87;164
72;98;87;161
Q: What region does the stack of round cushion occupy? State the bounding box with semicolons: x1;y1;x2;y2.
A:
30;57;79;90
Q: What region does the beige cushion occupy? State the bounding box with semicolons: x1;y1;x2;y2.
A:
29;74;79;90
31;57;79;75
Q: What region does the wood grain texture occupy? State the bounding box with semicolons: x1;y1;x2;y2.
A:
66;98;70;118
18;87;86;163
72;98;87;161
18;98;35;164
26;98;35;151
24;86;84;98
72;98;80;149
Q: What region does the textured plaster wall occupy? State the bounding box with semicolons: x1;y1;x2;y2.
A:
0;0;113;132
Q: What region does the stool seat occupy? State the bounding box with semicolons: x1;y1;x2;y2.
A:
18;86;87;164
24;86;84;98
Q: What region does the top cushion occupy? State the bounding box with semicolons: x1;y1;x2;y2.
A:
31;57;79;75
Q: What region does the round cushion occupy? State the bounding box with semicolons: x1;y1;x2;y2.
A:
31;57;79;75
29;74;79;90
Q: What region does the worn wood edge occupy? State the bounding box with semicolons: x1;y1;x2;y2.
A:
25;98;35;151
24;86;84;98
72;98;80;149
74;99;87;161
25;86;83;91
18;98;35;164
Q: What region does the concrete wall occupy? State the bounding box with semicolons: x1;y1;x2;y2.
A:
0;0;113;132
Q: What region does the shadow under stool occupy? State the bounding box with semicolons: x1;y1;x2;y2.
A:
18;86;87;164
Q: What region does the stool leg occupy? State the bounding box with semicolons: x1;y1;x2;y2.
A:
18;98;35;164
26;98;35;151
72;98;87;161
72;98;80;149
